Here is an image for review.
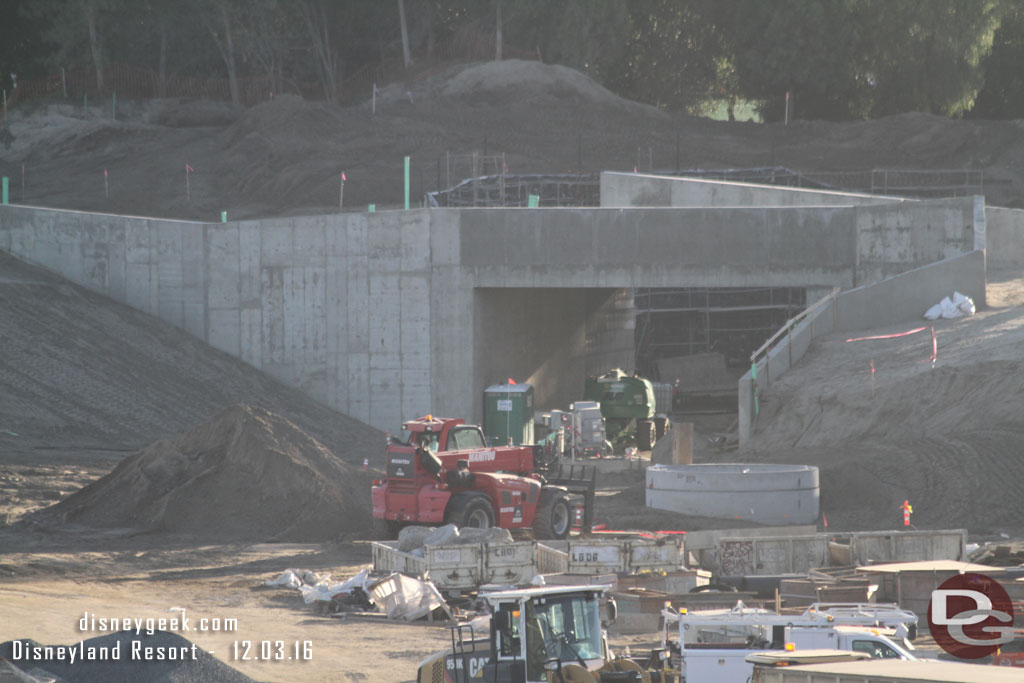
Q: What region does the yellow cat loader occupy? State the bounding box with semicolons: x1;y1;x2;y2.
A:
416;584;673;683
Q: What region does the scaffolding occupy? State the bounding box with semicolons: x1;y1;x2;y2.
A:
633;286;807;380
427;168;599;208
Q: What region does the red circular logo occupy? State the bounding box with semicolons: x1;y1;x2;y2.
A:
927;572;1015;659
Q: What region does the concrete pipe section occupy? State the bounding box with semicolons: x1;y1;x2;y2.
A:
645;463;819;525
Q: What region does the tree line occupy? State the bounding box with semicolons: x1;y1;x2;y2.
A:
2;0;1023;120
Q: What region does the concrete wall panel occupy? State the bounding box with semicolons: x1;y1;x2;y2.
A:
207;307;240;357
986;206;1024;267
206;225;239;309
854;198;976;285
601;171;904;208
260;266;286;367
347;352;370;424
259;220;294;266
836;250;986;331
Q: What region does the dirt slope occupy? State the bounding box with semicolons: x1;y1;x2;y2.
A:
3;60;1024;222
0;252;381;524
742;275;1024;535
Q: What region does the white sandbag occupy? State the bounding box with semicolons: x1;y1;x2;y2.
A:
939;296;963;319
398;525;436;552
423;524;460;546
457;527;514;545
924;303;943;320
952;291;976;316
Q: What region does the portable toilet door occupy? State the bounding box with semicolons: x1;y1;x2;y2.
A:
483;382;534;445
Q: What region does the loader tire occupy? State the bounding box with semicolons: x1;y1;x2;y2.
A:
445;493;494;530
637;420;654;451
551;663;595;682
533;488;571;540
654;416;669;440
606;658;651;683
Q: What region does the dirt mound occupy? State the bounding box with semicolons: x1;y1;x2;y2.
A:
437;60;667;116
5;60;1024;219
32;405;371;541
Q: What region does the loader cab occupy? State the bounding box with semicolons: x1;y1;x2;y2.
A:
488;586;606;682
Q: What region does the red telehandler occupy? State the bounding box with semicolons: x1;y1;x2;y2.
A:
370;415;595;540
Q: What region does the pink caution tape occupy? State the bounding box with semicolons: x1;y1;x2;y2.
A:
845;326;927;343
845;325;937;363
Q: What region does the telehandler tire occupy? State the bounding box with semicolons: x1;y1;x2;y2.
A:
637;420;655;451
533;488;571;540
445;493;494;529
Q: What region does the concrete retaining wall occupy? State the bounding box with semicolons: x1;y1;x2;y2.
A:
986;206;1024;267
0;195;987;436
836;249;986;331
599;173;981;288
600;172;904;208
739;250;987;445
0;205;440;432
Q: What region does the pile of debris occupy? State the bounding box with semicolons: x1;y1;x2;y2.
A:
264;566;451;622
968;541;1024;567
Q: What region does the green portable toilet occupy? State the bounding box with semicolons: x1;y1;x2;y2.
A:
484;382;534;445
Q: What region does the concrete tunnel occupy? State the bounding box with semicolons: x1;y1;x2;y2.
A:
472;287;635;418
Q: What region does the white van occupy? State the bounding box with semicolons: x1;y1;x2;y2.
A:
667;602;918;683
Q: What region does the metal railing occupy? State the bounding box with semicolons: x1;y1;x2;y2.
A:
749;286;840;388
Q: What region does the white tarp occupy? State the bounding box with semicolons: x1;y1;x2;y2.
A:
265;567;374;605
368;572;447;621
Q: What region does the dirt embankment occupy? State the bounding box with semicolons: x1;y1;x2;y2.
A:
0;252;382;526
3;60;1024;222
741;275;1024;536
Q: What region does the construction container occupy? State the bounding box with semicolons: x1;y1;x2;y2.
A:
646;463;820;525
543;537;685;574
651;381;674;415
484;382;534;445
370;540;566;592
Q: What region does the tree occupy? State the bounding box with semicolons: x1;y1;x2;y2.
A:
720;0;873;121
971;4;1024;118
196;0;242;104
612;0;726;112
298;0;340;102
865;0;1004;117
23;0;118;93
722;0;1006;121
398;0;412;67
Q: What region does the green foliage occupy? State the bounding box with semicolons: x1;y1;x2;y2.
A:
970;3;1024;118
612;0;730;112
2;0;1022;120
723;0;1005;121
1;0;53;85
865;0;1004;117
